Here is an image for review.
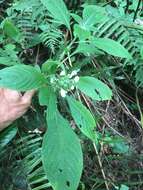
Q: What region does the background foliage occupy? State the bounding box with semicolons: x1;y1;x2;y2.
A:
0;0;143;190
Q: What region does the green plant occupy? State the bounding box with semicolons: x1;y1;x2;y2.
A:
0;0;143;190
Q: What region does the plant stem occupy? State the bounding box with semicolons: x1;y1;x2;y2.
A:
93;142;110;190
135;88;143;129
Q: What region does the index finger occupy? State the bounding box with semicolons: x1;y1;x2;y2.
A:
21;90;36;104
3;88;22;102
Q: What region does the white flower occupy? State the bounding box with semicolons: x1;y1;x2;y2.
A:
74;76;79;83
60;70;66;76
70;70;78;78
33;129;42;134
60;88;67;97
69;69;80;78
135;19;143;25
50;78;54;83
28;129;42;134
70;85;75;90
28;130;32;133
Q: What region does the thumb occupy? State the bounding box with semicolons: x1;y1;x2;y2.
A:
22;90;36;104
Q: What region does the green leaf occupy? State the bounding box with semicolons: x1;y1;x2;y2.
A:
10;0;40;11
120;184;129;190
0;125;17;150
81;5;108;30
42;111;83;190
41;0;70;29
0;65;46;91
39;86;51;106
140;46;143;59
75;41;104;55
74;24;91;40
0;44;21;66
77;76;112;101
39;86;57;120
27;34;42;48
42;60;59;74
3;19;21;42
111;141;129;154
67;96;96;141
71;13;82;23
92;37;132;59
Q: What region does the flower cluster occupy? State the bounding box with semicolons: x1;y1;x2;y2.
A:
50;70;80;97
135;19;143;25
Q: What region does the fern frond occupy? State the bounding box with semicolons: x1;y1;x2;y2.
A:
65;0;83;10
12;133;51;190
40;27;63;54
16;10;34;47
8;0;48;48
94;17;140;63
92;12;143;87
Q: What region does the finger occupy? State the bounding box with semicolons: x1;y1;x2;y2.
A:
21;90;36;104
14;108;28;119
0;88;3;95
4;88;21;102
0;88;3;92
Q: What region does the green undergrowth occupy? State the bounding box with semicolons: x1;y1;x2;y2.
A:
0;0;143;190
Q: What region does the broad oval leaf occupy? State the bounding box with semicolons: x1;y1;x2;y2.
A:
93;37;132;59
77;76;112;101
41;0;70;29
39;86;57;120
74;24;91;40
0;65;46;91
75;41;104;55
71;13;82;23
67;96;96;141
81;5;108;30
42;60;59;74
39;86;51;106
42;111;83;190
3;19;21;42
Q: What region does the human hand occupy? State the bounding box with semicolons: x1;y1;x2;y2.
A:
0;88;35;131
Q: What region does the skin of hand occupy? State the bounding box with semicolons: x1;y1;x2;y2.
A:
0;88;35;131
